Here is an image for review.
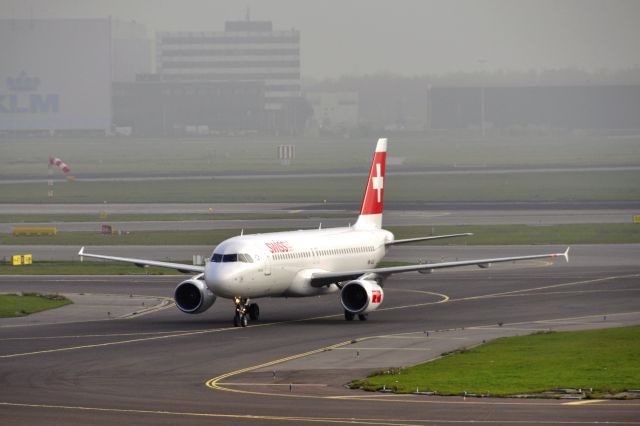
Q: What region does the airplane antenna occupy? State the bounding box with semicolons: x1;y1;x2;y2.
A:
319;223;322;230
240;228;244;236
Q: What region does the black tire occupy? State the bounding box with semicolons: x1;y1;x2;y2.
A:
241;314;248;327
248;303;260;321
358;314;368;321
344;310;355;321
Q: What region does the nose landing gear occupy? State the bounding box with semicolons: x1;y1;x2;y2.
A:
233;297;259;327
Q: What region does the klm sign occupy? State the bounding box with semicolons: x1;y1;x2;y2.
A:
0;71;59;114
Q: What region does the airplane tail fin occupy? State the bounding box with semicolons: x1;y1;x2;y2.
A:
354;138;387;230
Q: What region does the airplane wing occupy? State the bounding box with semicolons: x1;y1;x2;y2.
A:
78;247;205;274
386;233;473;246
310;247;569;287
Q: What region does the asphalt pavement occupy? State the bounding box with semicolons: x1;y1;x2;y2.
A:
1;252;639;425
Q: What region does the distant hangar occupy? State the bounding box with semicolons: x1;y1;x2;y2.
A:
0;18;150;134
428;84;640;133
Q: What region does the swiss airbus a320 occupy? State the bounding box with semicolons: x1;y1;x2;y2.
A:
79;138;569;327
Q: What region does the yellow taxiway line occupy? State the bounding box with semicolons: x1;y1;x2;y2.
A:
4;401;637;425
563;400;607;406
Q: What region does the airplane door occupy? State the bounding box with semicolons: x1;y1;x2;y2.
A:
264;255;271;276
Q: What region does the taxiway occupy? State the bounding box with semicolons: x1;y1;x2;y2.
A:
1;247;639;425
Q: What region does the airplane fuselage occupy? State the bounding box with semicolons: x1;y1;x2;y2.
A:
205;227;393;299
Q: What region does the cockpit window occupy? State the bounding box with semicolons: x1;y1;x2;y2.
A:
222;254;238;262
212;253;253;263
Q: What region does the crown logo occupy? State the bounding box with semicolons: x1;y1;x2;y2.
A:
7;71;40;92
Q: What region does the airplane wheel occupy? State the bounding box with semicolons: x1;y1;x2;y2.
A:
344;310;355;321
358;314;368;321
241;314;248;327
248;303;260;321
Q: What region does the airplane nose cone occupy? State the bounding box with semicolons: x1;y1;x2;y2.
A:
204;262;221;286
204;263;239;298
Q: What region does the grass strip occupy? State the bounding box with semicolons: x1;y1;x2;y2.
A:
0;171;638;203
1;224;639;246
0;261;189;276
0;260;411;276
392;223;640;245
351;326;640;397
0;212;351;223
2;135;639;178
0;293;72;317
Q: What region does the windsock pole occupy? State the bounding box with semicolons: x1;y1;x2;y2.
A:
48;156;54;199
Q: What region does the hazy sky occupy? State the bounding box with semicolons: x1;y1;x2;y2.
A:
3;0;640;78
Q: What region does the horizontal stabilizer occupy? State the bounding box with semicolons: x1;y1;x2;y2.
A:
386;233;473;246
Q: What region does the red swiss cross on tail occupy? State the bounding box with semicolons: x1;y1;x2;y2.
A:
354;138;387;230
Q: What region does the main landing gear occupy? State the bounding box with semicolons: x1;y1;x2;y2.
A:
344;310;368;321
233;297;260;327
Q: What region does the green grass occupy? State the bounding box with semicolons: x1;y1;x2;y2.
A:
1;170;639;203
0;260;412;275
1;228;279;246
352;326;640;397
2;224;639;246
0;293;72;317
3;135;639;203
0;212;352;223
392;223;640;245
0;261;187;275
2;135;639;178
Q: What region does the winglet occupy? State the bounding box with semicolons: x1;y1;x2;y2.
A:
78;246;85;262
563;247;570;262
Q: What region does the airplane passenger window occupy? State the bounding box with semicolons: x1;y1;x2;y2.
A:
222;254;238;262
212;253;223;262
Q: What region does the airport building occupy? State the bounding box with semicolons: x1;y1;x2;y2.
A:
428;85;640;134
306;91;359;134
0;18;150;134
113;77;265;136
154;19;306;134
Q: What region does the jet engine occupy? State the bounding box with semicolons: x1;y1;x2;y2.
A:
174;278;216;314
340;279;384;314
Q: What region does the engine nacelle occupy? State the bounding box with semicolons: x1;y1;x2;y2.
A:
174;278;216;314
340;279;384;315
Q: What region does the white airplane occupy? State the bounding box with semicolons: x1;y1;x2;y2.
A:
79;138;569;327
